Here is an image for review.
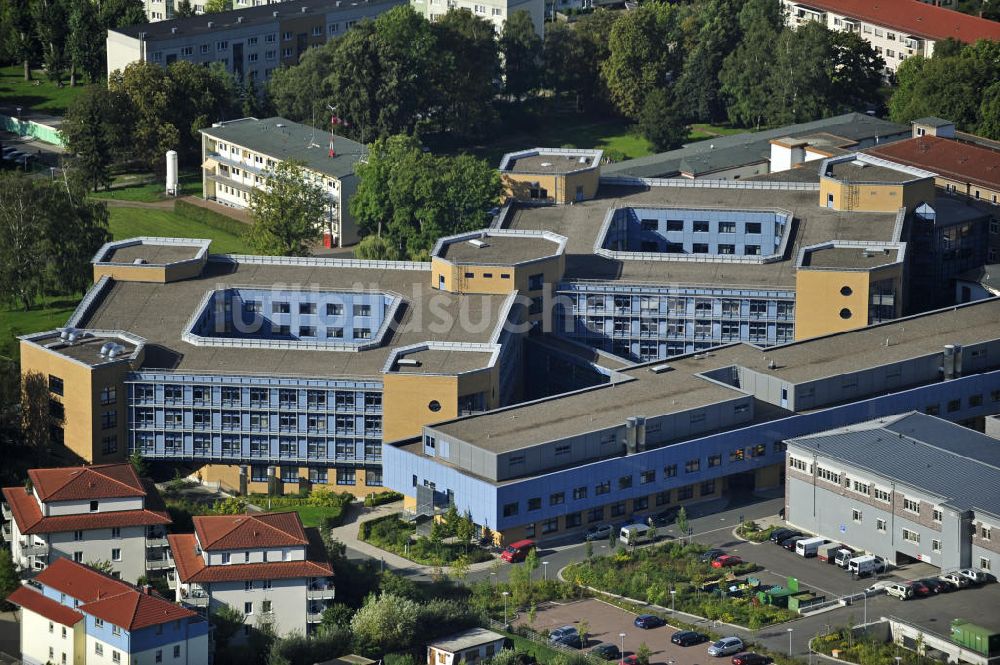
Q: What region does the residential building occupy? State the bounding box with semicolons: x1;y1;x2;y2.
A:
427;628;507;665
784;412;1000;572
143;0;293;22
200;117;365;247
6;557;208;665
18;233;534;493
780;0;1000;74
384;297;1000;544
604;113;910;180
107;0;406;81
168;512;334;638
1;463;171;583
410;0;544;35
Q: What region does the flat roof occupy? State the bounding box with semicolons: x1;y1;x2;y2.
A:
77;258;509;379
508;154;598;175
429;628;505;651
392;349;494;375
788;412;1000;518
106;244;200;265
504;184;900;288
424;298;1000;452
826;160;922;184
23;331;142;368
802;246;901;270
113;0;400;39
201;117;365;180
437;234;561;265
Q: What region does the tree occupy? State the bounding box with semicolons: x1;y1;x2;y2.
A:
578;620;590;647
7;0;38;81
66;0;101;84
62;87;120;191
21;371;51;461
457;510;477;552
674;0;742;123
32;0;69;83
175;0;196;17
636;643;652;665
638;87;688;152
978;81;1000;140
211;604;246;651
524;546;539;578
432;9;501;139
267;628;351;665
353;235;403;261
246;161;327;256
0;549;20;611
501;10;542;100
766;22;835;126
676;506;688;540
601;2;680;118
99;0;147;29
204;0;232;12
86;559;115;574
350;593;421;653
321;604;355;631
719;0;783;129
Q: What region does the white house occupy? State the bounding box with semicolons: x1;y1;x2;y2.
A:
427;628;507;665
2;463;172;583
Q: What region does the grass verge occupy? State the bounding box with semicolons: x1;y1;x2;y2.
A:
0;66;91;117
107;205;252;254
1;295;80;361
90;171;202;202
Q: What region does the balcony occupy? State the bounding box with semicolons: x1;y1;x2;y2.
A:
185;595;209;608
306;585;336;600
2;503;11;521
146;533;169;548
1;523;9;541
306;610;325;623
22;541;48;557
146;556;173;571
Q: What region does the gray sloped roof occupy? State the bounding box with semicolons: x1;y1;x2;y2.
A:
605;113;909;178
788;412;1000;519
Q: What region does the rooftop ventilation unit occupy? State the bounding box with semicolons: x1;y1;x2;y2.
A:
171;27;177;34
852;159;868;167
540;162;552;167
468;238;489;248
99;342;116;357
237;16;244;23
302;5;308;11
207;21;213;28
396;358;421;367
132;258;147;265
648;363;673;374
578;156;588;164
106;344;126;359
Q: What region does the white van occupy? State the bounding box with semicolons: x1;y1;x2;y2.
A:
848;555;886;578
620;523;653;545
795;536;827;557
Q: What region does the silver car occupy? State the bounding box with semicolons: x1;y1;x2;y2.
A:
708;637;745;657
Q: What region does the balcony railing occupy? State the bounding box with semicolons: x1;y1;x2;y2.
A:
2;503;11;521
306;586;336;600
22;542;48;557
184;595;209;608
306;611;324;623
146;557;173;571
1;523;10;541
146;537;169;548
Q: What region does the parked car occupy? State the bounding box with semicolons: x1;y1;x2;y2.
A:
885;583;913;600
501;539;536;563
699;548;726;562
1;147;20;159
552;634;582;649
732;653;772;665
780;535;807;550
3;150;25;162
939;572;971;589
708;637;745;657
919;578;950;594
771;529;801;543
649;507;679;527
672;631;709;647
548;626;579;643
712;555;743;568
958;568;990;585
585;524;614;541
865;580;896;595
590;643;622;660
634;614;666;629
908;581;933;597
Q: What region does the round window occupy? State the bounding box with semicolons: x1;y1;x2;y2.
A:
839;308;852;320
840;286;853;296
428;400;441;412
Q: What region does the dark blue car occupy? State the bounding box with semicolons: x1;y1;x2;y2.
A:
634;614;667;629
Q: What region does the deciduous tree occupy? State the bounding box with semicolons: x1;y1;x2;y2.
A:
501;10;542;100
67;0;102;85
432;9;501;138
20;370;50;456
247;161;327;256
0;549;20;610
638;87;688;152
719;0;783;129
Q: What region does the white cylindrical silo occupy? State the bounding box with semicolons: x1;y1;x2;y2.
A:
166;150;178;196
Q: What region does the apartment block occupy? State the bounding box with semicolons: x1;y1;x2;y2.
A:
785;412;1000;572
200;117;365;247
780;0;1000;74
143;0;293;22
108;0;406;81
168;512;334;638
1;463;171;583
384;298;1000;544
6;558;208;665
410;0;544;34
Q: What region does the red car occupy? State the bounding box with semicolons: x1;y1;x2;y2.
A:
732;653;772;665
712;555;743;568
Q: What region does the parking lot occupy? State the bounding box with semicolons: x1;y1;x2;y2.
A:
516;598;743;665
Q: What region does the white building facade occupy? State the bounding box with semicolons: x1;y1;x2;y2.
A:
410;0;544;35
2;464;172;584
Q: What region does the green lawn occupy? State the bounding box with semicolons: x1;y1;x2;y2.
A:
687;122;750;142
1;296;80;361
107;206;252;254
0;66;91;117
278;504;346;528
91;171;202;203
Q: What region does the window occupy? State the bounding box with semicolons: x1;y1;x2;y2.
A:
664;464;677;478
542;518;559;534
95;644;104;656
933;509;943;522
708;454;721;468
618;475;632;490
587;507;604;523
550;492;565;506
876;518;886;533
874;488;891;502
101;410;118;429
903;498;920;514
222;553;231;564
112;548;121;561
337;468;356;485
677;486;694;501
113;652;121;664
49;375;64;396
174;646;181;658
573;486;587;500
981;525;992;541
244;602;253;615
693;220;710;233
528;274;544;291
700;480;715;496
902;528;920;544
981;557;992;571
932;539;941;553
610;502;626;518
685;458;700;473
528;497;541;511
639;470;655;485
73;551;83;562
852;509;863;523
595;480;611;495
354;304;371;316
852;480;870;496
503;502;518;517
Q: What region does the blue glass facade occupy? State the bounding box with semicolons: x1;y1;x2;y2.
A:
126;371;384;484
557;283;796;361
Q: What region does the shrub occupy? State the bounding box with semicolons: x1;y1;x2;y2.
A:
364;490;404;507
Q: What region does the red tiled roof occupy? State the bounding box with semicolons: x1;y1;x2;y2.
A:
7;585;84;626
793;0;1000;43
169;533;333;583
34;558;198;631
2;486;170;535
193;512;308;550
30;463;146;502
867;136;1000;191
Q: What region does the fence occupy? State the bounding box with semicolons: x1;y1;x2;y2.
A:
486;618;605;663
0;113;63;146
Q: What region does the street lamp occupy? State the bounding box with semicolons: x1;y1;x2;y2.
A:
619;632;626;665
543;561;550;581
502;591;510;626
490;571;497;587
670;589;676;613
863;590;868;625
787;628;794;657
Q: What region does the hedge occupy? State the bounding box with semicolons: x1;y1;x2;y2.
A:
175;199;249;239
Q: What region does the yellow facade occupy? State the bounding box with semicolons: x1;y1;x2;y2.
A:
431;254;565;299
93;259;205;284
819;177;935;213
19;342;130;464
502;167;600;205
793;265;905;341
199;463;377;498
